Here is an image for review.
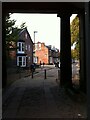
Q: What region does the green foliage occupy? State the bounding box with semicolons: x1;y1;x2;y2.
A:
71;48;79;60
5;13;26;50
20;22;27;29
5;13;27;60
5;13;16;42
71;16;79;45
71;15;79;60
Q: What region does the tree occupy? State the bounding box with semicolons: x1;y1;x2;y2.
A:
20;22;26;29
5;13;16;49
71;16;79;45
5;13;26;59
5;13;27;47
70;15;79;60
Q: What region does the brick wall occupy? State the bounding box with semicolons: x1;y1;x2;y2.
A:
35;43;49;64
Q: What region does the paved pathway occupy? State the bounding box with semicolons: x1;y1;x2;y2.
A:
2;67;87;119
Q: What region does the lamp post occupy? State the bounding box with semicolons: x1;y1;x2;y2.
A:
33;31;38;63
34;31;38;44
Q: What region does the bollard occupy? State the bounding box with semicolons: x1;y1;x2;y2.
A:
44;69;46;79
31;71;33;78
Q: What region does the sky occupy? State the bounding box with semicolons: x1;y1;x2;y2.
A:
10;13;77;51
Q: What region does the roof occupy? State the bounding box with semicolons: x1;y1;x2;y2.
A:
18;29;26;35
46;45;59;52
18;39;25;42
18;28;33;44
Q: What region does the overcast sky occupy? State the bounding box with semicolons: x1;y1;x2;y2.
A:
10;13;77;51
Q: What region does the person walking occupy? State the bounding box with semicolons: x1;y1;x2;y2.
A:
30;63;35;72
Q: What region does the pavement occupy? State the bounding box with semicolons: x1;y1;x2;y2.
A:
2;66;87;119
6;65;54;86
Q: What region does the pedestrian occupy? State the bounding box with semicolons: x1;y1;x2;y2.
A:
30;63;35;72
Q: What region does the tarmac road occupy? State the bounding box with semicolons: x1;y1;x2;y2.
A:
2;65;86;119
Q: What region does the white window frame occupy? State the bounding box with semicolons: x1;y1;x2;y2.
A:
35;44;38;51
39;43;41;50
17;42;25;54
17;56;26;67
33;56;38;63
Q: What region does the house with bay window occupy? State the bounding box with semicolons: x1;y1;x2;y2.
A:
17;28;33;68
6;28;33;84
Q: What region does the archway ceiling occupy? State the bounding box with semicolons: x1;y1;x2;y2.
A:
2;2;85;15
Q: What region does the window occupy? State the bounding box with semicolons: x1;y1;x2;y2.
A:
45;54;47;57
22;43;25;51
39;43;41;50
35;44;38;50
19;57;22;66
33;57;38;63
29;45;30;51
26;45;28;50
23;57;26;66
17;56;26;67
17;42;25;53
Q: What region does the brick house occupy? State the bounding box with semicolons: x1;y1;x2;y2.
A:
7;28;33;70
16;28;33;68
34;42;59;65
6;28;33;85
47;45;60;64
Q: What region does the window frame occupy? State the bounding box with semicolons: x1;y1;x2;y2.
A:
17;56;26;67
17;42;25;54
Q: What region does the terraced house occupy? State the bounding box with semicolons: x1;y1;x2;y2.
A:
34;42;59;65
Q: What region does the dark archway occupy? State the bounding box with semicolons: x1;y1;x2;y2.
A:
2;2;86;93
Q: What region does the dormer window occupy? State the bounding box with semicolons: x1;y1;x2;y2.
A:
17;41;25;54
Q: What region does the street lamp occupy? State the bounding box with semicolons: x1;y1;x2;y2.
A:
33;31;38;63
34;31;38;44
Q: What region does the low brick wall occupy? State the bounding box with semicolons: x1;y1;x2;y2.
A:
7;68;31;86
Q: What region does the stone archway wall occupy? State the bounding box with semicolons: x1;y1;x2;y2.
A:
2;2;86;92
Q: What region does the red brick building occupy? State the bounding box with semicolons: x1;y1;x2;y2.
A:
34;42;59;65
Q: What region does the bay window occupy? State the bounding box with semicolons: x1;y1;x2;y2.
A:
17;56;26;67
17;42;25;53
